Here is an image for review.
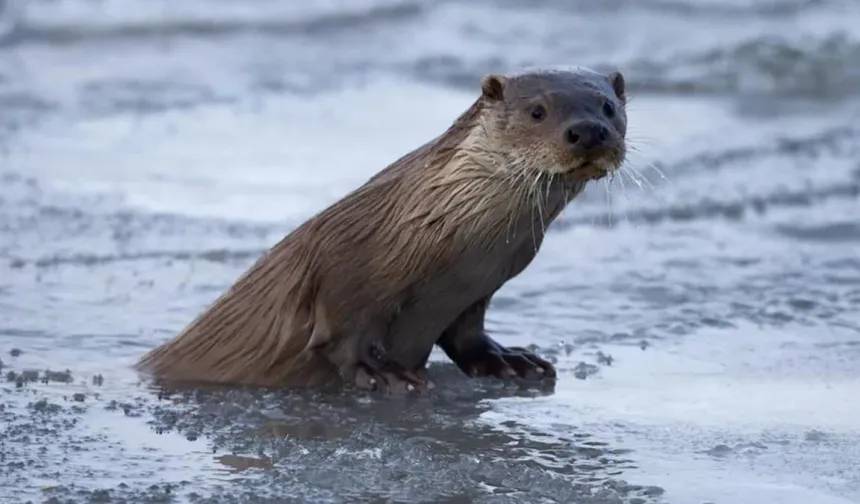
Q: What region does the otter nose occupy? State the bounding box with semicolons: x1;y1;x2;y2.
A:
564;121;610;150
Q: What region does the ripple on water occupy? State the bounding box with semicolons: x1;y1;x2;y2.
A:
0;355;659;504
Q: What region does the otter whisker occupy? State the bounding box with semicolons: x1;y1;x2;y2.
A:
501;163;533;242
615;167;633;226
625;133;659;150
533;170;549;240
545;173;557;236
498;172;519;243
620;162;645;190
644;160;670;183
527;169;542;253
603;177;614;228
543;171;555;221
625;163;654;191
624;161;669;207
524;167;546;249
510;165;536;242
616;148;665;199
507;187;527;242
626;146;671;186
622;162;652;194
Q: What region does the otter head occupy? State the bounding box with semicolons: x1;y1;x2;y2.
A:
478;67;627;182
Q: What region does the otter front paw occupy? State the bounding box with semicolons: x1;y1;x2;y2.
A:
354;343;435;395
453;338;556;380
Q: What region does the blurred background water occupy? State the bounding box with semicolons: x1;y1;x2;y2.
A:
1;1;859;503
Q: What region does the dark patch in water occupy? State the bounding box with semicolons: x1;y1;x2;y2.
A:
774;221;860;243
0;361;662;504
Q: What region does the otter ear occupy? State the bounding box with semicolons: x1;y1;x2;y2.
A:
481;74;506;102
607;71;626;102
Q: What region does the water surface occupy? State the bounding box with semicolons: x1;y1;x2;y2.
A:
1;1;859;503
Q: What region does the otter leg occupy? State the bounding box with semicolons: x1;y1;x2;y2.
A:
309;318;431;394
355;341;434;394
437;297;556;380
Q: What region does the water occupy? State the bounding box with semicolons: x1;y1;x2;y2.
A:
1;0;859;502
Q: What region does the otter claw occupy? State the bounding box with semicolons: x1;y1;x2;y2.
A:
453;341;556;381
356;344;432;394
356;367;429;394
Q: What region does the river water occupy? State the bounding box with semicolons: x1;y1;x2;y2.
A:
1;1;859;503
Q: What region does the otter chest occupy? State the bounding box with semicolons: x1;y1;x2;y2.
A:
383;218;551;369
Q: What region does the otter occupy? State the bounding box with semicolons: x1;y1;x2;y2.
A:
136;67;628;394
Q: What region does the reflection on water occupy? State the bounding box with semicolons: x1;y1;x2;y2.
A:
2;357;650;503
144;363;654;503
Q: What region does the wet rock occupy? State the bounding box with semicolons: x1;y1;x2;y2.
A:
703;444;733;457
72;393;86;403
562;343;576;356
43;370;73;384
596;351;614;366
39;482;187;504
29;398;62;414
642;486;664;497
573;362;600;380
9;348;22;357
90;488;111;502
21;369;40;382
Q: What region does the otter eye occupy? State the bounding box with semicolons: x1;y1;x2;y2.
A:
602;100;615;118
530;105;547;122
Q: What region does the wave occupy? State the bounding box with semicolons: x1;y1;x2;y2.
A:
4;0;857;101
559;178;860;230
9;248;266;270
0;0;422;45
560;125;860;228
413;31;860;100
494;0;841;17
625;32;860;99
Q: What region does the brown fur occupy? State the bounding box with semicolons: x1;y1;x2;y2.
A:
136;67;628;389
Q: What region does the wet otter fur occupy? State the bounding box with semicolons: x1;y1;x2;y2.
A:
136;67;629;393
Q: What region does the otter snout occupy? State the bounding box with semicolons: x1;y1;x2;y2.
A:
564;121;611;151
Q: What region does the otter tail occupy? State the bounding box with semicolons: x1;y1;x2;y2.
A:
136;237;331;388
